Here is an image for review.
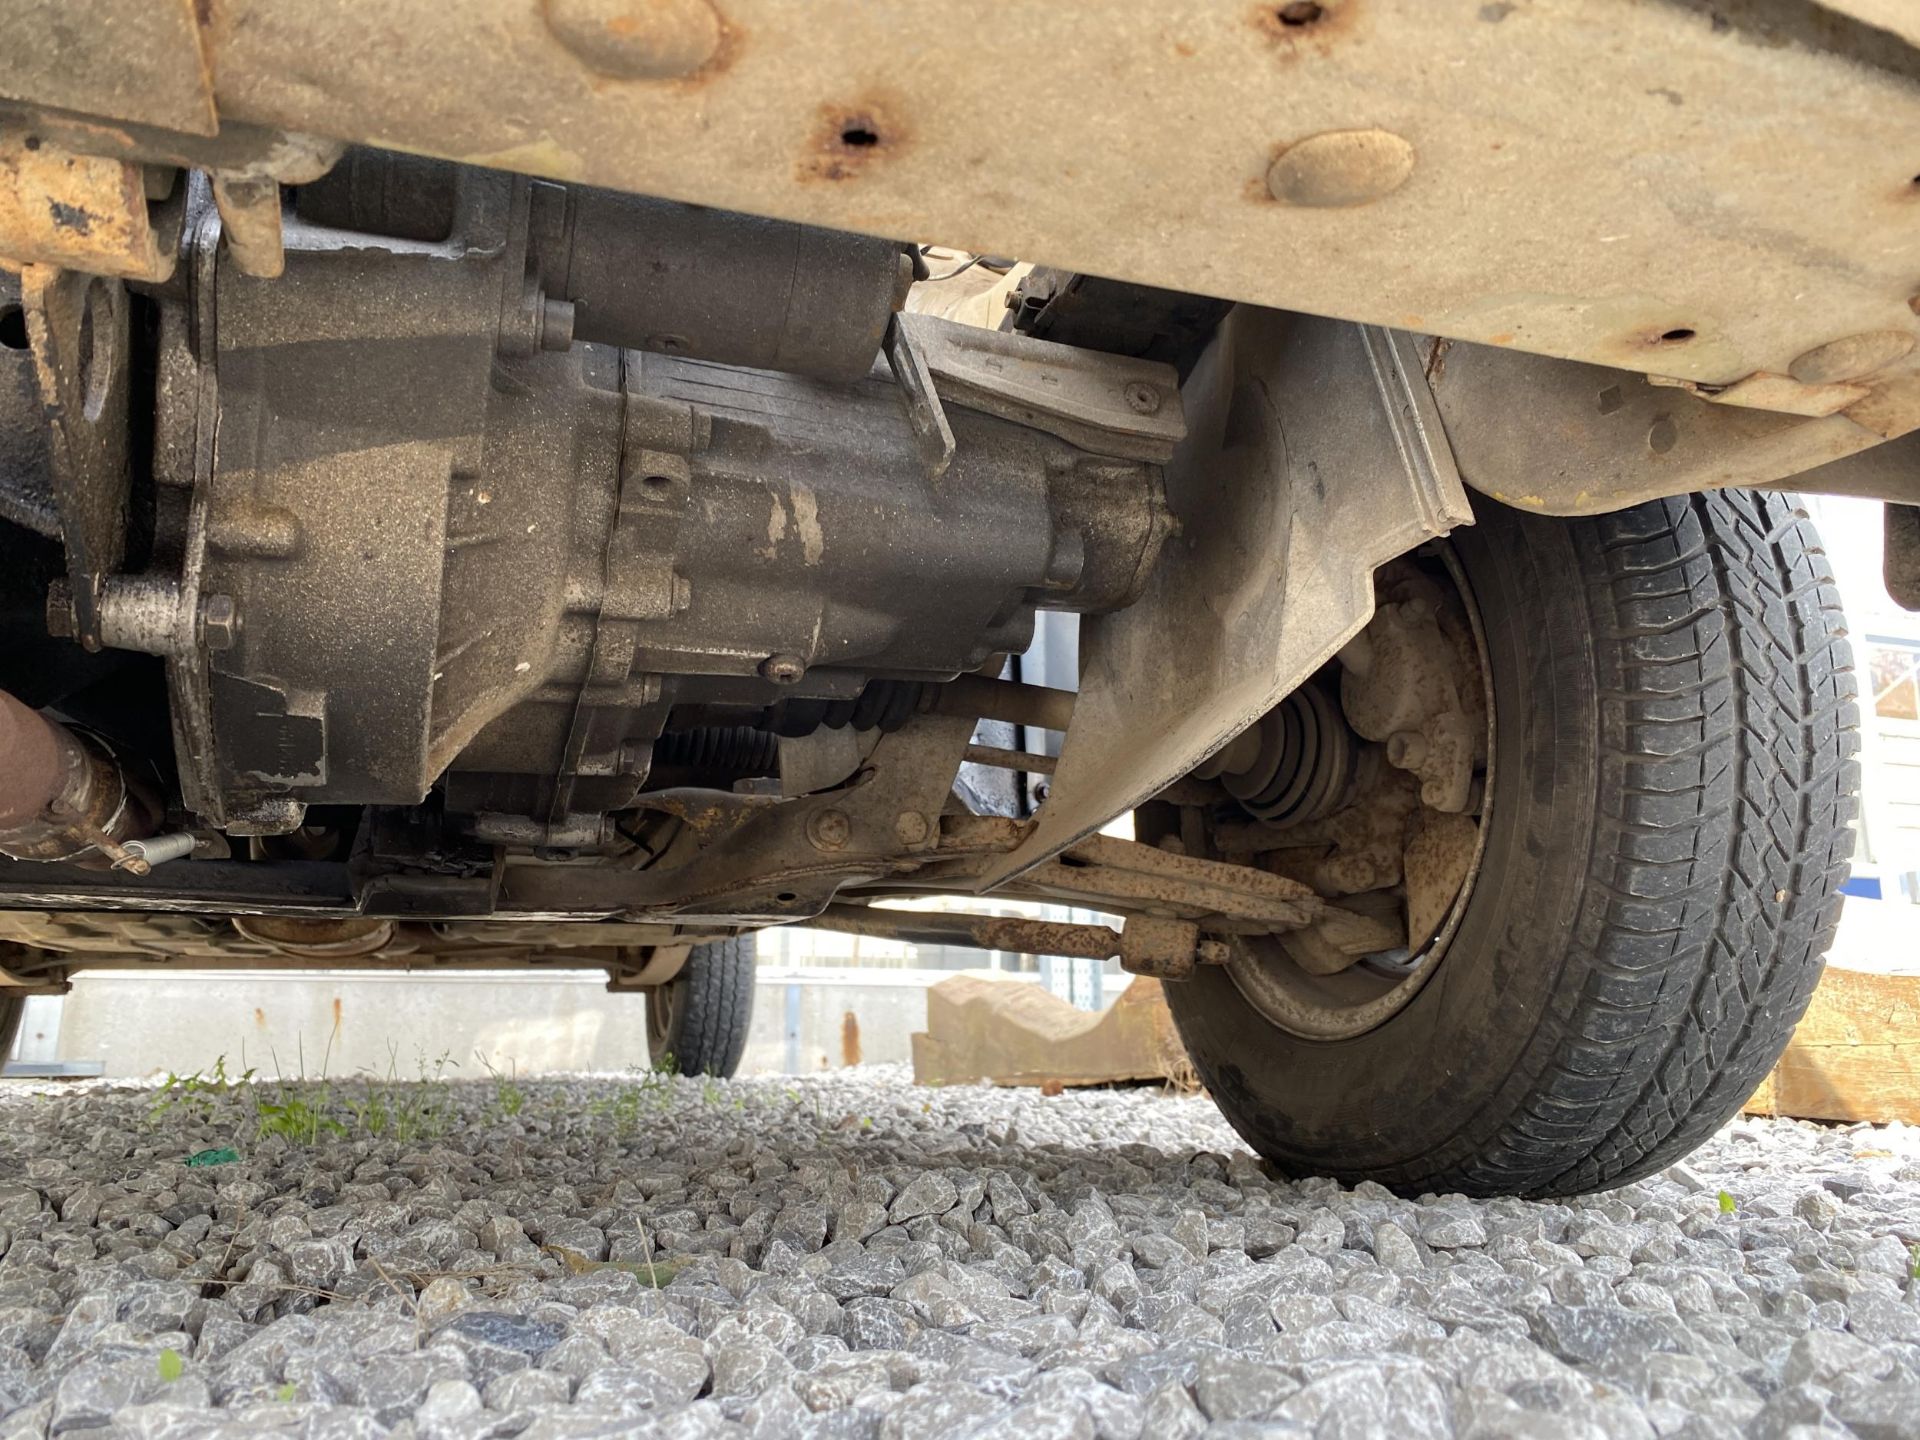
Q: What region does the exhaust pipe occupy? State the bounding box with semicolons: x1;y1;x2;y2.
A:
0;690;157;865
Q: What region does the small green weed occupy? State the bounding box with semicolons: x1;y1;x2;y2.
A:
476;1052;526;1120
1717;1190;1738;1215
156;1349;183;1383
151;1055;254;1126
255;1090;346;1145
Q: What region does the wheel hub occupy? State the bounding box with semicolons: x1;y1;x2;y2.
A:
1176;545;1493;1040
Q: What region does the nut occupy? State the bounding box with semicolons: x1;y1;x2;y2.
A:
199;594;240;651
1122;381;1161;415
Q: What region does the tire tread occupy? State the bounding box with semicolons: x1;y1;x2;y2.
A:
660;936;756;1077
1449;490;1857;1195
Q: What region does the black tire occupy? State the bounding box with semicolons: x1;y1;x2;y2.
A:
645;936;756;1077
0;995;21;1066
1168;490;1858;1197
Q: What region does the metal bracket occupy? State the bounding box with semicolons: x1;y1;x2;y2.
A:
894;311;1186;463
973;311;1473;888
605;943;692;991
22;266;133;650
884;314;955;478
0;125;185;281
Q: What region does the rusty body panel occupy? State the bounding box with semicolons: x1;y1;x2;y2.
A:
0;2;1883;415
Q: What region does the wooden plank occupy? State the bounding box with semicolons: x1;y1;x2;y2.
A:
911;973;1192;1089
1744;966;1920;1125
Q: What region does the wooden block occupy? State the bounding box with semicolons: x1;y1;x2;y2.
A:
1744;966;1920;1125
911;973;1192;1089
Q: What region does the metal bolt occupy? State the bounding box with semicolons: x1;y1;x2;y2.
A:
895;811;931;847
1196;939;1231;966
806;808;851;851
199;594;239;651
759;653;806;684
1122;381;1161;415
1385;730;1428;770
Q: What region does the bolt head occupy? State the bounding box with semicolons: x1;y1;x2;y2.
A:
806;807;852;851
199;594;239;651
759;653;806;684
895;811;931;847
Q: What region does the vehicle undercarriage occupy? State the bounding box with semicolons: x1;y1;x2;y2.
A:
1;0;1915;1194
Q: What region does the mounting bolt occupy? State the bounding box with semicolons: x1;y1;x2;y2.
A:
1122;381;1161;415
759;653;806;684
198;594;240;651
1196;939;1231;966
1384;730;1428;770
806;808;851;851
895;811;931;847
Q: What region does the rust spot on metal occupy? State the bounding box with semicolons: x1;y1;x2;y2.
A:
840;1010;861;1067
1250;0;1359;54
253;1007;266;1027
800;101;905;183
331;995;343;1030
1040;1079;1064;1097
0;691;65;831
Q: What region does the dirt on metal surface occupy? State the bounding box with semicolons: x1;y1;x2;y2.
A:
0;690;63;831
0;132;177;282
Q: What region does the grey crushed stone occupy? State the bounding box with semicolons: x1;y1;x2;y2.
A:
0;1066;1915;1437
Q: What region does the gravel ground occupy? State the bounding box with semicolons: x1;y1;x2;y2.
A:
1;1065;1918;1439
